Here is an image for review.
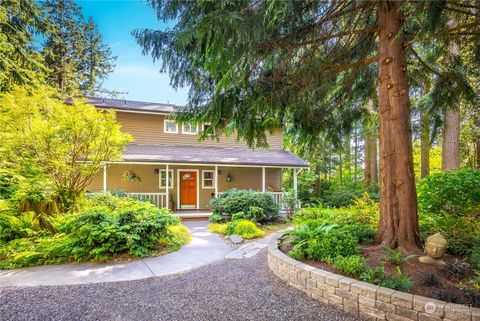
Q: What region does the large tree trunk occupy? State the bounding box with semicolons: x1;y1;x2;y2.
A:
420;111;430;178
476;118;480;169
442;107;461;171
375;2;420;252
364;99;378;191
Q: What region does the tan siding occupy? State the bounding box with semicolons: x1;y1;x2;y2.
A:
88;164;282;210
116;112;283;149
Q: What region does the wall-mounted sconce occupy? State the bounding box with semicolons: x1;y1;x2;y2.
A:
226;173;232;182
154;168;159;174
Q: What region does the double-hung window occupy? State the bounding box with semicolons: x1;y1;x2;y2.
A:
159;170;174;188
202;170;215;189
164;119;178;133
182;123;198;135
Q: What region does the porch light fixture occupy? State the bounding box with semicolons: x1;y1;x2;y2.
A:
154;168;159;174
226;173;232;182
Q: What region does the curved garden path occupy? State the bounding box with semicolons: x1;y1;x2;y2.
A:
0;220;232;287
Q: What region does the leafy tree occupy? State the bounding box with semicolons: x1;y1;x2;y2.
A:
134;0;480;251
0;86;133;212
0;0;48;92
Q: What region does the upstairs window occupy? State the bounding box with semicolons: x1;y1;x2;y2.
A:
164;119;178;133
183;123;198;135
202;170;215;189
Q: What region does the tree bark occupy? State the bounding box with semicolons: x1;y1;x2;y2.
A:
420;111;430;178
364;99;378;191
442;107;461;171
375;2;420;252
476;118;480;169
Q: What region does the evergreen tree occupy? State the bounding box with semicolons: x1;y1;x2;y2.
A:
79;17;116;96
134;1;480;251
41;0;116;96
0;0;48;92
41;0;85;94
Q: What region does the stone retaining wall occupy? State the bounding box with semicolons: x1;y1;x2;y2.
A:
267;242;480;321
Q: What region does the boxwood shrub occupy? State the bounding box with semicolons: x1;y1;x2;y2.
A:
209;189;279;222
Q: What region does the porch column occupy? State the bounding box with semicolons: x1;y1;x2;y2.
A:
293;168;298;207
165;164;169;209
262;167;266;192
103;163;107;192
214;165;218;196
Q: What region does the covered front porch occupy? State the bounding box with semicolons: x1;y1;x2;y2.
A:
87;143;309;215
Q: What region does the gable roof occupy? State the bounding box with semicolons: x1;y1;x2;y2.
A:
119;144;309;168
67;97;179;114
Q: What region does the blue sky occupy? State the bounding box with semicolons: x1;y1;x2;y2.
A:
78;0;189;105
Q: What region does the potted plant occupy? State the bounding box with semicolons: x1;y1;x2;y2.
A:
122;169;141;182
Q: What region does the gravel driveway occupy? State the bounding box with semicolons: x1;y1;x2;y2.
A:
0;249;361;321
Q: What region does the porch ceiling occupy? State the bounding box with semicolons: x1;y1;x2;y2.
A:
120;143;309;168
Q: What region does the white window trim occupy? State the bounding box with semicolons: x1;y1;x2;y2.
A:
159;169;174;188
202;122;211;132
182;123;198;135
202;170;215;189
164;119;178;133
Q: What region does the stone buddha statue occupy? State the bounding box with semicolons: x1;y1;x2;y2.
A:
419;233;447;266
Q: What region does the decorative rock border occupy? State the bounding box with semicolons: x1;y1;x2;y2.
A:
267;237;480;321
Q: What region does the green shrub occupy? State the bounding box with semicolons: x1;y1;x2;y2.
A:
471;248;480;271
0;197;185;268
161;225;191;251
226;220;265;239
208;223;228;235
0;170;19;200
208;213;223;223
294;194;379;227
209;189;279;222
0;211;37;243
419;213;480;256
288;223;361;263
418;169;480;217
231;211;246;221
333;255;368;277
361;265;414;292
62;203;179;260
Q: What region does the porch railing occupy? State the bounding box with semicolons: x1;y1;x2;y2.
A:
126;192;167;208
216;191;291;210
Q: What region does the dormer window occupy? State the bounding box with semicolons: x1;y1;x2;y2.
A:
182;123;198;135
164;119;178;133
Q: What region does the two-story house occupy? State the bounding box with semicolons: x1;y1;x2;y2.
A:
84;97;308;217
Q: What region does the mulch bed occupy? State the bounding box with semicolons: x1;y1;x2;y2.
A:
279;239;480;307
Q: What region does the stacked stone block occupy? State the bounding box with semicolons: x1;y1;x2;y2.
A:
267;244;479;321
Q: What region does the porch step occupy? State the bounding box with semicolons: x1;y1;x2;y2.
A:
172;212;212;219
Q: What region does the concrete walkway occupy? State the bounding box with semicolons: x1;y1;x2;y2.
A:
0;220;231;287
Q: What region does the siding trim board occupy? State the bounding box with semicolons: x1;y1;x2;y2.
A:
108;161;307;169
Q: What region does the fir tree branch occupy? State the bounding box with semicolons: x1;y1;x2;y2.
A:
409;48;446;80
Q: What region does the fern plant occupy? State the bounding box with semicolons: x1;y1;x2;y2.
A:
384;247;418;266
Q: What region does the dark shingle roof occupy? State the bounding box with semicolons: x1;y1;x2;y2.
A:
121;144;309;168
67;97;180;113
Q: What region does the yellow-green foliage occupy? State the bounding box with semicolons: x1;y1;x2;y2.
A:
295;193;379;227
162;224;191;251
208;223;228;235
228;220;265;239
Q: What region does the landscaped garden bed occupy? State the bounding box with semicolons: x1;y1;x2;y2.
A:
278;170;480;309
0;192;191;269
207;188;288;240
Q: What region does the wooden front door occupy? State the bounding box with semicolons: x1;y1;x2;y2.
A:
179;171;197;208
